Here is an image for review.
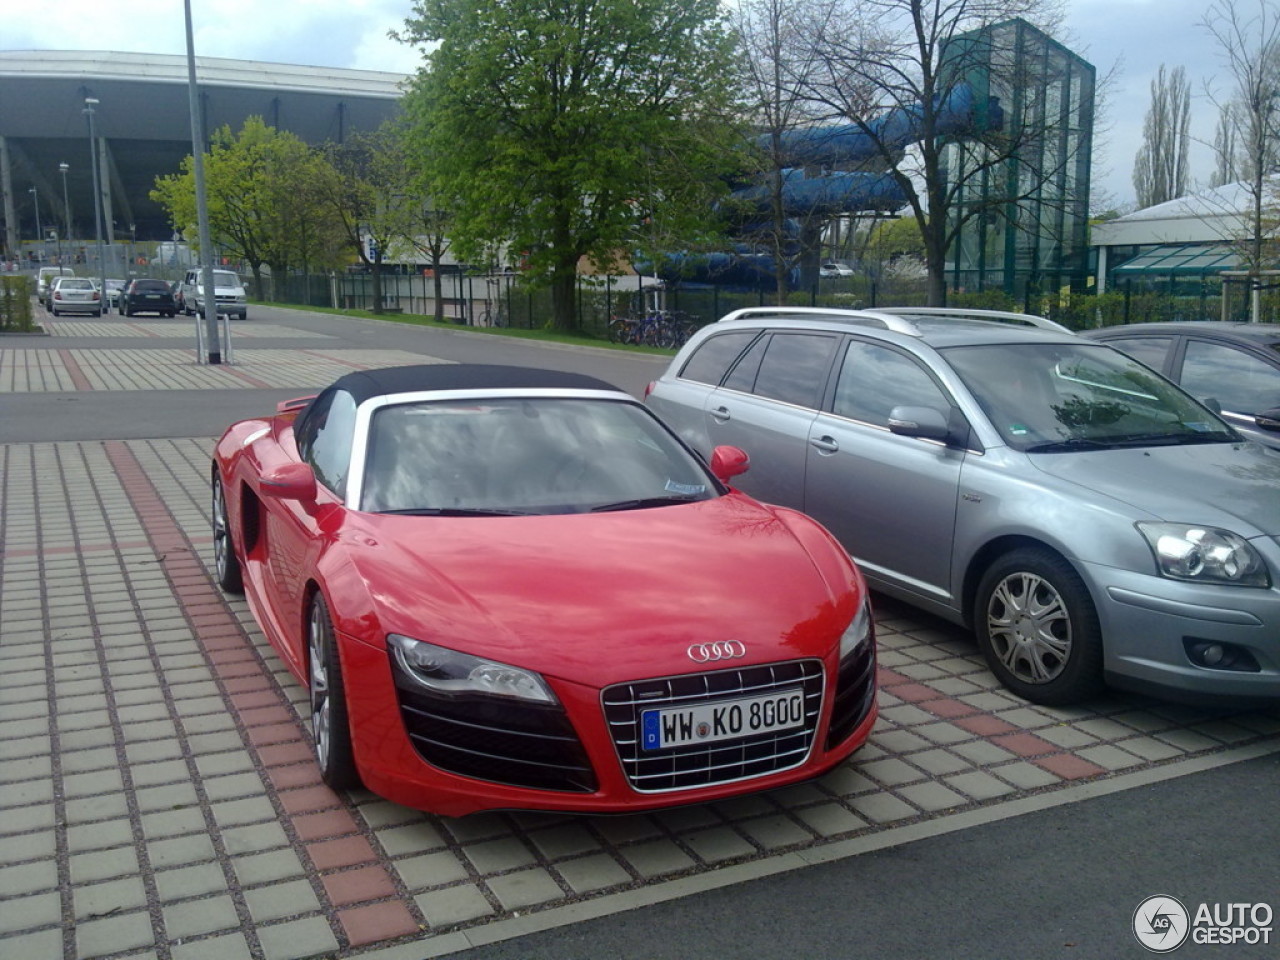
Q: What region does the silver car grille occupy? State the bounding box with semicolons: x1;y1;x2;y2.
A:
602;660;824;793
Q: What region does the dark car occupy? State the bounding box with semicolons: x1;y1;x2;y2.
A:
1082;322;1280;449
119;278;179;317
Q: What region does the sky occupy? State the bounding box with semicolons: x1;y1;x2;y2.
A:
7;0;1231;208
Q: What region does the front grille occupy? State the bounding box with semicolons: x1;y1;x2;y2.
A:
602;660;824;793
391;674;597;793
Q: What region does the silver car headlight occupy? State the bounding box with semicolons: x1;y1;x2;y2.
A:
1137;523;1271;588
388;634;558;703
839;598;874;662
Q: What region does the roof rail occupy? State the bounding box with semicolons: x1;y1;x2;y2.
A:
872;306;1072;334
716;306;920;335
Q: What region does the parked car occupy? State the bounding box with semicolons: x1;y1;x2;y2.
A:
170;280;185;313
118;278;179;317
1081;322;1280;450
103;278;127;310
819;262;855;279
36;265;75;306
646;306;1280;706
48;276;103;316
211;364;877;816
182;267;247;320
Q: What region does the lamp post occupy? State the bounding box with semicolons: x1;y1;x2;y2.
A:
59;162;71;264
28;187;42;259
185;0;221;363
83;98;107;312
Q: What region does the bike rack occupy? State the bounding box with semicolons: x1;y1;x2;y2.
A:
194;310;234;364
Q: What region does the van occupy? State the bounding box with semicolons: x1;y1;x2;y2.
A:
36;266;76;306
181;268;248;320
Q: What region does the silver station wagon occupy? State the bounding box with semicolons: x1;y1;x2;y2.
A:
646;307;1280;706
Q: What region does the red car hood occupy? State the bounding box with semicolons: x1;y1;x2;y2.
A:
338;494;853;688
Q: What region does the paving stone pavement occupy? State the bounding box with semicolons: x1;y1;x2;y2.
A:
2;311;1279;959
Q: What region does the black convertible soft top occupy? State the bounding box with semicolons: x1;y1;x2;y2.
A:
328;364;622;405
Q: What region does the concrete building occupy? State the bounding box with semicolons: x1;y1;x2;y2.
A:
0;50;405;261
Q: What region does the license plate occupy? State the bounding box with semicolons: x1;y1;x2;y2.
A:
641;687;806;751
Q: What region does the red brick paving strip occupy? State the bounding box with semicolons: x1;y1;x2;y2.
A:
103;439;424;950
878;665;1108;782
57;348;93;390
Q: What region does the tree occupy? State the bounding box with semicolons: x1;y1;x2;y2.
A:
797;3;1089;307
725;0;842;301
398;0;742;330
1210;101;1242;187
151;118;339;297
317;123;422;315
1133;65;1191;208
1202;0;1280;321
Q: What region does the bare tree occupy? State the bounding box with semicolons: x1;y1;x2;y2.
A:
1210;102;1242;187
1133;65;1191;208
1202;0;1280;321
797;2;1090;306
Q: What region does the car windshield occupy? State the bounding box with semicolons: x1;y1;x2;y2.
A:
361;396;718;515
212;272;239;288
942;342;1240;452
58;279;94;291
134;280;169;291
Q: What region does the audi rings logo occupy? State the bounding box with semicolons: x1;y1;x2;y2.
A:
687;641;746;663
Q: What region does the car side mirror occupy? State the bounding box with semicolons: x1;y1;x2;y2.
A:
887;405;951;442
709;445;750;482
1255;407;1280;432
260;461;317;502
1200;397;1223;415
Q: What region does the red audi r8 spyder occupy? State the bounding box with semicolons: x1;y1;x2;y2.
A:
211;364;877;816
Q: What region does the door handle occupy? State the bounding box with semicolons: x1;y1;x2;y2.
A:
809;435;839;454
710;406;731;423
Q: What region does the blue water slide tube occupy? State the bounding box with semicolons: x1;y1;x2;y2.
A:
764;83;1000;168
635;84;1000;286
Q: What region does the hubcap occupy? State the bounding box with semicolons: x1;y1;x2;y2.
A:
986;572;1072;685
308;606;330;769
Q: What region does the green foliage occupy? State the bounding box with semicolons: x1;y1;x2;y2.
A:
151;118;348;296
399;0;743;328
0;275;36;332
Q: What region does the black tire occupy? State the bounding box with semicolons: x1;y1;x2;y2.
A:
211;473;244;594
307;595;360;790
973;547;1104;705
50;307;58;316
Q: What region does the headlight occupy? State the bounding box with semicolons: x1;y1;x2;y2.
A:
1137;523;1270;587
839;598;874;662
388;634;558;703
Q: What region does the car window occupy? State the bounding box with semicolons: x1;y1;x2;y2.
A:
361;397;717;515
746;334;838;409
296;388;357;497
943;342;1237;451
832;340;951;427
1099;336;1173;372
721;334;768;392
678;331;758;385
1180;339;1280;416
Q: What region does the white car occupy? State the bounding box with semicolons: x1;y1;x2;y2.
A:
48;276;103;316
181;267;248;320
819;262;855;278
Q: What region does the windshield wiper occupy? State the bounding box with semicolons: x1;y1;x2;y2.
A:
1023;438;1112;453
1105;432;1235;448
376;507;533;517
590;495;700;513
